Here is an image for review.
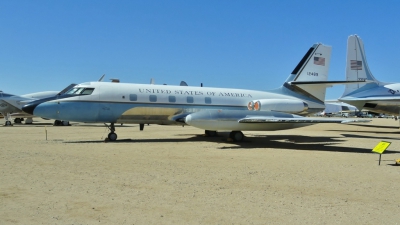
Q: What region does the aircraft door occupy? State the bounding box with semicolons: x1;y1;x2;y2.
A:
97;86;115;122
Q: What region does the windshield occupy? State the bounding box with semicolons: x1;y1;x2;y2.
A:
65;87;95;95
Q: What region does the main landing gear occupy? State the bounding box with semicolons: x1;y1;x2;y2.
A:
14;118;24;124
54;120;70;126
105;122;117;141
205;130;217;137
204;130;245;142
229;131;244;142
4;113;12;126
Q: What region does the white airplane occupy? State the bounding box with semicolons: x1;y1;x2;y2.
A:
0;84;76;126
339;35;400;116
22;43;366;141
1;90;58;125
1;74;106;126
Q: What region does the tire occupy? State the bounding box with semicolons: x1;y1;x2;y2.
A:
230;131;244;142
108;133;117;141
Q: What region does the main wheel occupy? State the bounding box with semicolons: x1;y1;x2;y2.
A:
14;118;22;123
54;120;62;126
230;131;244;142
62;121;69;126
108;132;117;141
205;130;217;137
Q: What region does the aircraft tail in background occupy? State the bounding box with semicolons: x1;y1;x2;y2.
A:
342;35;381;97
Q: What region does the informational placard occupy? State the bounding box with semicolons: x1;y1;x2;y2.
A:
372;141;391;165
372;141;391;154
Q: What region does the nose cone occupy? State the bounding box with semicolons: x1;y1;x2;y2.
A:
184;114;192;124
22;95;58;116
22;101;41;115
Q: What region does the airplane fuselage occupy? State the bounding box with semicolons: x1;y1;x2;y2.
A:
340;83;400;115
25;82;325;126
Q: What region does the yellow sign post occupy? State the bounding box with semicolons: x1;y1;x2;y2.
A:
372;141;391;165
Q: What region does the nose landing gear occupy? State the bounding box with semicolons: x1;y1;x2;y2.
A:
105;122;117;141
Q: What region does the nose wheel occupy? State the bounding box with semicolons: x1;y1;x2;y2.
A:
108;132;117;141
105;122;117;141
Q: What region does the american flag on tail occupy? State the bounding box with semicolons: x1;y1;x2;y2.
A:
350;60;362;70
314;57;325;66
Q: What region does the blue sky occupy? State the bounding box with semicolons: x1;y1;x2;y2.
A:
1;0;399;99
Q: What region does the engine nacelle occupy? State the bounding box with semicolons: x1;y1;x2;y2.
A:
247;99;308;113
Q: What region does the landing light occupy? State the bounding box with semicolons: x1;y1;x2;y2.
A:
247;101;254;110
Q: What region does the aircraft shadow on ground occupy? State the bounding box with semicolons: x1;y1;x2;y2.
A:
340;133;400;141
5;123;54;126
64;133;400;154
328;129;400;135
348;123;400;130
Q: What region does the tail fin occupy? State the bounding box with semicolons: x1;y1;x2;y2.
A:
342;35;380;97
286;43;331;83
283;43;332;101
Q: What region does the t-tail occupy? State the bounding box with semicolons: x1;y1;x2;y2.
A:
341;35;381;97
275;43;332;104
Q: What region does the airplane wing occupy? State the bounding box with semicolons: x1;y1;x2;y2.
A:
0;99;23;112
238;116;370;124
184;110;370;132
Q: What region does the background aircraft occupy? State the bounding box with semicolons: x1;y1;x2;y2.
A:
1;90;58;125
340;35;400;116
22;43;366;141
0;84;76;126
1;74;107;126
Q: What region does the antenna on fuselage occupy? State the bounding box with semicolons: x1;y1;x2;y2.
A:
98;74;105;82
110;79;120;83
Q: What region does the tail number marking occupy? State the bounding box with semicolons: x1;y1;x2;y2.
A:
307;72;318;76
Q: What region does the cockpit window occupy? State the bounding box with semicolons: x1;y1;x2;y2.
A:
80;88;95;95
65;87;95;95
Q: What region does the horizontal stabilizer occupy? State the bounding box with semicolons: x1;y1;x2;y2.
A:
289;80;369;86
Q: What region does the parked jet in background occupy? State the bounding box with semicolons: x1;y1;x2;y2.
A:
1;74;107;126
1;90;58;125
23;43;366;141
0;84;76;126
340;35;400;116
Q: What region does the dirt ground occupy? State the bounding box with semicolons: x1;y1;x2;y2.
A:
1;118;400;224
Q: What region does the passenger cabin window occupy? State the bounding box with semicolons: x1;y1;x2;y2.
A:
168;96;176;103
130;94;137;101
168;96;176;102
65;87;95;95
205;97;212;104
149;95;157;102
187;96;194;103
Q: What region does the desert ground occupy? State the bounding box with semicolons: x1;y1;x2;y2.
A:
1;118;400;224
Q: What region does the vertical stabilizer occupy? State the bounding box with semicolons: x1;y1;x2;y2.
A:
283;43;332;101
342;35;379;97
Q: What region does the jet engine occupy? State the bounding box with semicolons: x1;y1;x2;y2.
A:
247;99;308;113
